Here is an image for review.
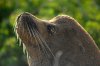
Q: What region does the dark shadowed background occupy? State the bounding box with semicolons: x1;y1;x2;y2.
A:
0;0;100;66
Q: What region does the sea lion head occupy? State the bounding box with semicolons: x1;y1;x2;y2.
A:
15;12;100;66
16;12;79;46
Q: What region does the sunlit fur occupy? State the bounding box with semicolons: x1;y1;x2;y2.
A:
15;12;100;66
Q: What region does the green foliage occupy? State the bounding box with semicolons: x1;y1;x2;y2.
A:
85;22;100;48
0;0;100;66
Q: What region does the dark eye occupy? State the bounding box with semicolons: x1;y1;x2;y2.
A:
47;25;56;35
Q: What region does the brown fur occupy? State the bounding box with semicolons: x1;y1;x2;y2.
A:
15;12;100;66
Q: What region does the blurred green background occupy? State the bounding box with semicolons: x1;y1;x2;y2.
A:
0;0;100;66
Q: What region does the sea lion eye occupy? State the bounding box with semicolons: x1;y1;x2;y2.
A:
47;25;56;35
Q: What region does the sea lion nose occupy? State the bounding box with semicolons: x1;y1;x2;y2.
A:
17;12;30;21
17;12;31;22
17;12;37;29
20;12;32;20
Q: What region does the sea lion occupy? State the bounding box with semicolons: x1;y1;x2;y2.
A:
15;12;100;66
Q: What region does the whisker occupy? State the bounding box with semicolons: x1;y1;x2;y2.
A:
27;22;47;62
23;43;26;54
29;25;42;61
18;38;21;46
25;22;32;37
26;22;40;60
35;29;55;58
31;27;50;59
30;23;51;60
25;21;55;65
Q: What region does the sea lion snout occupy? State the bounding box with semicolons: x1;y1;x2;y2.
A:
16;12;41;47
17;12;38;30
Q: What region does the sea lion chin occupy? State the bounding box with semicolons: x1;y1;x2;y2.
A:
15;12;100;66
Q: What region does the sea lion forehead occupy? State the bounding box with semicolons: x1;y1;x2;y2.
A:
50;15;75;24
